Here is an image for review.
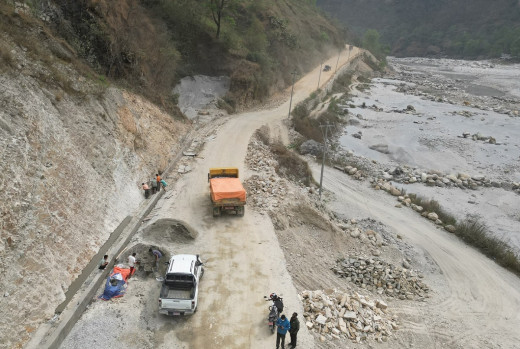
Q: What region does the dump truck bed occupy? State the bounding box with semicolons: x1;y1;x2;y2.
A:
209;177;247;203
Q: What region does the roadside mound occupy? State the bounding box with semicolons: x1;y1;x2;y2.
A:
140;219;198;244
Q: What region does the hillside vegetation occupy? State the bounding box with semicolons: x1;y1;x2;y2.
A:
16;0;346;110
318;0;520;59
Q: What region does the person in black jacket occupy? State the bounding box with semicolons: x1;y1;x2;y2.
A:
288;312;300;348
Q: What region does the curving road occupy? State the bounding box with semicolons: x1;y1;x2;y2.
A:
155;47;362;348
310;163;520;348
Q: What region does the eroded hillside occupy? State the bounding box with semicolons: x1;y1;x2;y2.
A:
0;8;190;347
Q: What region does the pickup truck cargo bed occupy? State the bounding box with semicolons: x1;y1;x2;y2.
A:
162;287;192;300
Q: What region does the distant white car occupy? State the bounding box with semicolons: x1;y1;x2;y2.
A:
158;254;203;316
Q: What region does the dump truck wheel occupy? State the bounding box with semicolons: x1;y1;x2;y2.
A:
237;206;245;217
213;207;221;217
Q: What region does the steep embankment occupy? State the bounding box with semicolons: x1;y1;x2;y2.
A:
0;17;189;349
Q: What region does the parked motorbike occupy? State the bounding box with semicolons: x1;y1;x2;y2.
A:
264;293;284;334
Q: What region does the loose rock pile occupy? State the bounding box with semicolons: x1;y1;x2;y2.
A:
244;174;289;210
300;290;399;343
245;138;317;211
460;131;497;144
332;257;429;300
374;167;509;190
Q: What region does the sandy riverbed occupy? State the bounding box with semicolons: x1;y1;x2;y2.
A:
339;57;520;252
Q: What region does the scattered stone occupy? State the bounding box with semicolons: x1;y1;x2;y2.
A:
301;289;398;343
316;314;327;325
444;225;456;233
333;256;430;299
427;212;439;221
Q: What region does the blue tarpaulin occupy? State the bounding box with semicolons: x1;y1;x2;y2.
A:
98;267;129;300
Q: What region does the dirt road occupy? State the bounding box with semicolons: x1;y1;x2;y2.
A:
141;47;362;348
311;162;520;348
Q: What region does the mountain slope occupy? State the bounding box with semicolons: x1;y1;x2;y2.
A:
318;0;520;58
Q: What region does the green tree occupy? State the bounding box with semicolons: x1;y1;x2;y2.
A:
208;0;238;38
362;29;386;61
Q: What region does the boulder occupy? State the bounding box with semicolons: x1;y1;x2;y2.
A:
390;187;401;196
427;212;439;221
445;225;456;233
343;311;357;320
350;229;361;238
300;139;323;156
369;144;390;154
316;314;327;325
446;174;458;182
376;300;388;310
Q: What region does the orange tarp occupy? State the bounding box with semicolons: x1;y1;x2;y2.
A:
111;266;131;281
210;177;246;202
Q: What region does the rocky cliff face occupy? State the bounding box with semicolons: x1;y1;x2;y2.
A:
0;32;190;347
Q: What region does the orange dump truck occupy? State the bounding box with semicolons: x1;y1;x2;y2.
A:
208;167;246;217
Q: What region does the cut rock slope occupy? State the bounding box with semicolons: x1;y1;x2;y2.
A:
0;63;189;347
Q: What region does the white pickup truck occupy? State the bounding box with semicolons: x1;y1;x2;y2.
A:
158;254;203;316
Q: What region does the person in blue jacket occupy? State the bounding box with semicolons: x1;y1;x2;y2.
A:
276;314;291;349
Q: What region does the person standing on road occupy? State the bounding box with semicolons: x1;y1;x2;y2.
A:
156;173;162;190
276;314;290;349
288;312;300;348
128;252;137;277
149;248;162;269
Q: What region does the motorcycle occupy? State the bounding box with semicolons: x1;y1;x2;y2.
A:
264;294;284;334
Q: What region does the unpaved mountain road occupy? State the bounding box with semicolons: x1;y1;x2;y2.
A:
311;162;520;348
59;44;520;349
152;47;361;349
60;47;361;349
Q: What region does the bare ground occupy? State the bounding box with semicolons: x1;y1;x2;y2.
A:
61;47;520;349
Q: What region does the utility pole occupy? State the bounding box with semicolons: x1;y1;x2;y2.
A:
335;50;341;72
318;123;335;199
288;70;297;118
346;45;353;63
317;62;323;90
